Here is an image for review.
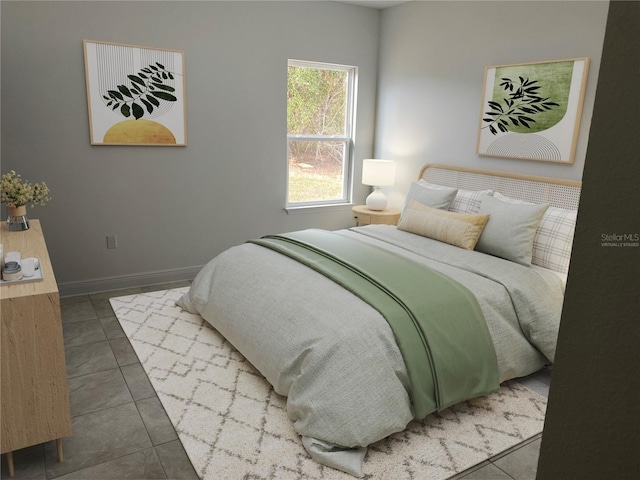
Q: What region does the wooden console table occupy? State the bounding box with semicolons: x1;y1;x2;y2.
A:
1;219;71;476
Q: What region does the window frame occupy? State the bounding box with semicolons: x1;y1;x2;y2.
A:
286;59;358;210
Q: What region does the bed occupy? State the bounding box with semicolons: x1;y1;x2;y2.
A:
177;163;581;477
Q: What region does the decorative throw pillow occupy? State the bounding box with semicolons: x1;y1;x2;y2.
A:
492;192;577;274
449;188;494;214
401;181;458;215
476;194;549;266
397;199;490;250
532;206;577;274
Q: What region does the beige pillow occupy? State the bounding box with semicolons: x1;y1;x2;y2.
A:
398;199;490;250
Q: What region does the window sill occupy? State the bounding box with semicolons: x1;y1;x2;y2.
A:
284;203;355;215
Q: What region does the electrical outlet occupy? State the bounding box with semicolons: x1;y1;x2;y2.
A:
106;235;117;249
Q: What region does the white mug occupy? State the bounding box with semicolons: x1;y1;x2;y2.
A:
21;258;36;277
22;257;39;270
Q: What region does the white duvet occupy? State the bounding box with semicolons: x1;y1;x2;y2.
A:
177;225;564;476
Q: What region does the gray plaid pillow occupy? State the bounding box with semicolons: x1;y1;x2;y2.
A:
492;192;577;274
449;189;494;214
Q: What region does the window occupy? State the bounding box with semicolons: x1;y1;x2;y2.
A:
287;60;357;208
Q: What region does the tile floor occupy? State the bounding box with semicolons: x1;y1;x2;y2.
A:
1;281;552;480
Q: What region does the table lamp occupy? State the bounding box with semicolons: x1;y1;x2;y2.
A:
362;159;396;210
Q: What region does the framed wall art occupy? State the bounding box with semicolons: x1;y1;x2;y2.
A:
83;40;187;146
477;58;589;163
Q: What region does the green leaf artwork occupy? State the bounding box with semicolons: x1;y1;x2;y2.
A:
482;61;573;136
103;62;177;119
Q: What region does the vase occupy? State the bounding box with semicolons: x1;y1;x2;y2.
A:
6;205;30;231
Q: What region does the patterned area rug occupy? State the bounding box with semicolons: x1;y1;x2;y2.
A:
111;288;547;480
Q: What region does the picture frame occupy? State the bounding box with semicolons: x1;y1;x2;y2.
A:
477;58;589;164
83;40;187;146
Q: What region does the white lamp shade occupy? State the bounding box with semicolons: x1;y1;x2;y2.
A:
362;159;396;187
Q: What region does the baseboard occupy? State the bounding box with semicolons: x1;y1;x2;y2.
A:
58;265;202;298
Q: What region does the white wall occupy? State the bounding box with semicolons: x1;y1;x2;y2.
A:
1;1;380;295
0;1;611;294
375;0;609;209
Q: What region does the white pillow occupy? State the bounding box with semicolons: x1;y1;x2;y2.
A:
449;188;494;214
417;179;456;191
493;192;577;274
401;181;458;215
476;194;549;266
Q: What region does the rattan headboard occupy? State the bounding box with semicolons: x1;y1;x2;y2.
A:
420;163;581;210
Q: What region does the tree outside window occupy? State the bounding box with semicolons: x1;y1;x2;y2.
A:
287;61;356;207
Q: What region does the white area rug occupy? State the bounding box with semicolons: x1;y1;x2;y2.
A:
111;288;547;480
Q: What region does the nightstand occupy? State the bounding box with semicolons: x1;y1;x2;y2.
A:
352;205;401;226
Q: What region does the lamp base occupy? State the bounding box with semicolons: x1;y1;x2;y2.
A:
365;187;388;211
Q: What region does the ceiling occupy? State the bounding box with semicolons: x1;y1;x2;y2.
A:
336;1;411;9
